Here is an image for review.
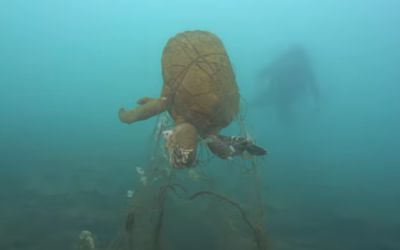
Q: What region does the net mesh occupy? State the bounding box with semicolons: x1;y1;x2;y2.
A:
104;110;268;250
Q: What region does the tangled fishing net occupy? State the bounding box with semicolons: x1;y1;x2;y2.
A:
81;105;268;250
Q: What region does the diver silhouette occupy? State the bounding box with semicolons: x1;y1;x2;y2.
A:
256;45;319;122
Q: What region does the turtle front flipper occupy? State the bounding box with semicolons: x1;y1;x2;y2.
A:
119;97;167;124
163;122;198;168
244;142;268;156
206;135;267;159
206;135;236;159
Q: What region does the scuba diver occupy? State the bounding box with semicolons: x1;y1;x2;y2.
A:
256;45;319;122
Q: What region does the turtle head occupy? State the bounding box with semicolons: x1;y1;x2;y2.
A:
162;123;198;168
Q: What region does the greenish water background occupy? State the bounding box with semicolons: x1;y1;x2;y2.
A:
1;0;399;249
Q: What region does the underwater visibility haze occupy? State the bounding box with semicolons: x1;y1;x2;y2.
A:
0;0;399;249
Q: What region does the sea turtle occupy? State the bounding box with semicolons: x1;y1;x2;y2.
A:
119;30;266;168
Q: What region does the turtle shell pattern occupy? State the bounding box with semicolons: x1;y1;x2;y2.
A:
161;30;240;136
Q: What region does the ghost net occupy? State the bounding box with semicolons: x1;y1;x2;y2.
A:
102;111;268;250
